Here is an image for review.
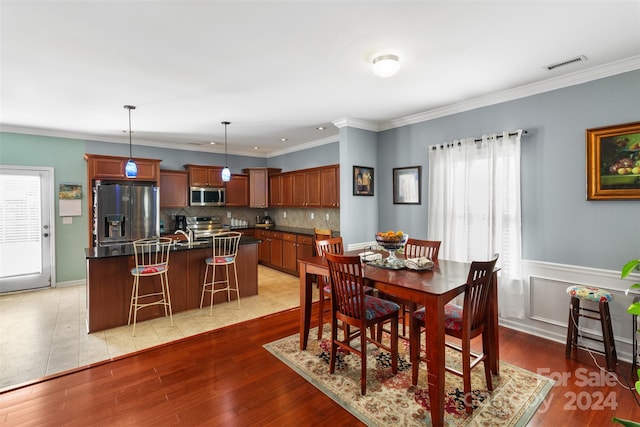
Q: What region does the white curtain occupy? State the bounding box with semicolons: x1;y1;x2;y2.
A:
427;130;524;318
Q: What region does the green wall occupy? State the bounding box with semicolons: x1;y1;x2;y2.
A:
0;132;88;283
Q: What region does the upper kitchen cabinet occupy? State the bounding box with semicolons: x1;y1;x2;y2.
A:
85;154;161;182
243;168;281;208
225;173;249;207
320;164;340;208
160;170;189;207
292;168;321;208
269;172;293;207
184;164;224;187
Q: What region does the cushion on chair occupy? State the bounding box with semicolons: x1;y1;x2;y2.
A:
412;303;464;331
206;256;236;264
566;285;613;303
131;265;166;275
361;295;400;320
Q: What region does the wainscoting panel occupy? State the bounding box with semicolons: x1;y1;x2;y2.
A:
515;260;639;363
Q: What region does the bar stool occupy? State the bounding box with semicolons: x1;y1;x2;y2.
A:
200;231;242;316
128;237;174;336
565;285;617;371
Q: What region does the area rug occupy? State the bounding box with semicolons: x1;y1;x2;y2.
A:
264;327;554;427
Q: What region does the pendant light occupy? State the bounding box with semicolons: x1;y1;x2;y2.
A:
124;105;137;178
221;121;231;182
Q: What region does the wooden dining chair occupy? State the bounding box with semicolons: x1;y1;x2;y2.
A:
313;227;332;245
404;238;441;260
409;254;499;414
325;253;400;395
314;237;344;339
378;239;442;339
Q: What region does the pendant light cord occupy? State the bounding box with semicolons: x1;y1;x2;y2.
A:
128;108;132;158
124;105;136;159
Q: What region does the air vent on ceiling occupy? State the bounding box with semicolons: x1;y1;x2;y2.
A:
545;55;588;71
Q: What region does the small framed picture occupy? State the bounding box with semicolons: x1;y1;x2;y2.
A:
353;166;374;196
586;121;640;200
393;166;421;204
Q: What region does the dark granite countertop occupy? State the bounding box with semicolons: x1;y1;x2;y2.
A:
85;235;261;259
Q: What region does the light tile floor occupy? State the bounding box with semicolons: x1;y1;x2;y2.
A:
0;265;316;390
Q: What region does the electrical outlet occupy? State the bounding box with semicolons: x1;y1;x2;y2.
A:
283;211;287;218
227;212;231;218
310;212;314;220
325;213;329;221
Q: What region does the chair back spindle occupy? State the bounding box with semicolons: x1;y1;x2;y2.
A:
403;238;441;260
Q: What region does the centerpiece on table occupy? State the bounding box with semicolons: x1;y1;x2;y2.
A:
375;230;408;267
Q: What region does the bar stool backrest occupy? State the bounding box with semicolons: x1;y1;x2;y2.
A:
212;232;242;264
132;237;173;275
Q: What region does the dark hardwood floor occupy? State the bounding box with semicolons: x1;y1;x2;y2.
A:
1;305;639;426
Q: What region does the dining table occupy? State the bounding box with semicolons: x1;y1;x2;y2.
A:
298;251;500;427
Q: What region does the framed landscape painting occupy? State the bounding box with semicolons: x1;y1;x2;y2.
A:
353;166;374;196
586;121;640;200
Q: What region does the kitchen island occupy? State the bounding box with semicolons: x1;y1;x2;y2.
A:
84;236;259;333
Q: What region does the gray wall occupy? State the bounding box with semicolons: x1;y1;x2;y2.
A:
267;141;339;172
375;70;640;271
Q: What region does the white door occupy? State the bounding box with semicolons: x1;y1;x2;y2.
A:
0;167;53;293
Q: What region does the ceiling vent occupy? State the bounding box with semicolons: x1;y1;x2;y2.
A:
544;55;588;71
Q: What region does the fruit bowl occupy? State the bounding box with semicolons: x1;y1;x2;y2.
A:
375;232;408;266
375;234;408;251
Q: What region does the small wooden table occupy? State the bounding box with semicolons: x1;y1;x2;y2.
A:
298;253;500;427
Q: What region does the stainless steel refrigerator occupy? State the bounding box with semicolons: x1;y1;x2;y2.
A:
94;183;159;246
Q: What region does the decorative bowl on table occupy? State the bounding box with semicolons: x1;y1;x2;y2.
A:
375;231;408;267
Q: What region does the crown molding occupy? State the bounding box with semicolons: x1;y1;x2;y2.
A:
266;134;339;158
379;55;640;131
332;117;379;132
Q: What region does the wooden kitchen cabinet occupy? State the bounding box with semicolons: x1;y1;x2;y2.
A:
184;164;224;187
85;154;161;181
160;170;188;207
225;174;249;206
320;164;340;207
292;168;321;208
282;233;313;275
282;233;298;272
296;234;313;269
257;229;283;267
269;172;293;207
243;167;281;208
269;174;283;207
261;230;313;275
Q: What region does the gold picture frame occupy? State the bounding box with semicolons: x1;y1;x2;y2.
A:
586;121;640;200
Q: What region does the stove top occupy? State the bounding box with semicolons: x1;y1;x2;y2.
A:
186;216;224;240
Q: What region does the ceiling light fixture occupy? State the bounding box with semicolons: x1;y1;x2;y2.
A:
280;138;288;142
123;105;137;178
316;126;326;131
221;121;231;182
371;54;400;78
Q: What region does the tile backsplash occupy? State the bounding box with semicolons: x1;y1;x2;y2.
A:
160;206;339;232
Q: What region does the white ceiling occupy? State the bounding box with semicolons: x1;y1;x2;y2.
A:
1;1;639;157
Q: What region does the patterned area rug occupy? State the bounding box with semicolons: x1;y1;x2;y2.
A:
264;327;554;426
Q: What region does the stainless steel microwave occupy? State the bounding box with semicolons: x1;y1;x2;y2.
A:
190;187;225;206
